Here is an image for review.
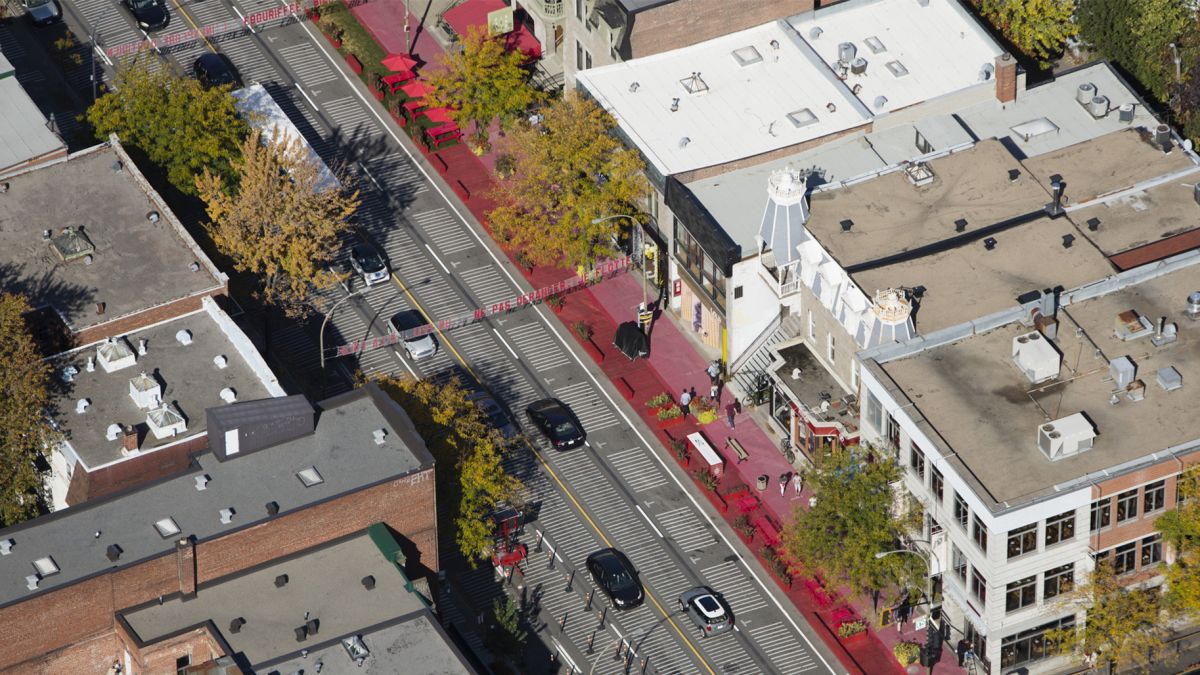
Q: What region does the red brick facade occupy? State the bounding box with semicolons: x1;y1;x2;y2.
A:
995;53;1017;104
65;435;210;506
74;287;227;348
0;466;437;673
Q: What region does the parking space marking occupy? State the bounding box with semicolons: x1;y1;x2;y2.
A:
412;207;475;255
748;622;819;674
553;381;620;431
506;322;571;373
279;42;337;85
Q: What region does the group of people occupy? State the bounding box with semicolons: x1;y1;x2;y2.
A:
679;361;742;428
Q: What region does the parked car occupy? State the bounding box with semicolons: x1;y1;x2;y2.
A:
586;548;644;610
469;390;519;442
192;53;242;90
525;398;585;450
22;0;62;26
121;0;169;32
678;587;734;637
348;243;389;286
388;309;437;360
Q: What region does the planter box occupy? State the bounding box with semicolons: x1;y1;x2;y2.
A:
838;629;867;644
372;89;385;101
656;415;684;429
582;339;605;363
346;53;363;75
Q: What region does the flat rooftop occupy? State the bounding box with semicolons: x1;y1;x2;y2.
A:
877;256;1200;510
0;143;223;333
0;53;67;176
578;20;871;177
52;299;283;471
122;532;432;667
1068;177;1200;258
787;0;1002;115
0;385;433;609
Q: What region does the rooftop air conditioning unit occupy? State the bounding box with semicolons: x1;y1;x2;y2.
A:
1012;331;1061;384
1037;413;1096;461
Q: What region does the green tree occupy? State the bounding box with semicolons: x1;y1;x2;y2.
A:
1128;0;1193;100
1157;468;1200;617
376;376;521;561
781;445;926;600
196;128;359;317
488;91;647;269
426;26;543;150
978;0;1078;66
0;294;56;526
1076;0;1140;68
485;596;528;660
87;58;249;196
1045;560;1171;674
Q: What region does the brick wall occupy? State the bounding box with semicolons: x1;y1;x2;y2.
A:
0;466;437;671
628;0;814;58
66;434;210;506
74;288;226;347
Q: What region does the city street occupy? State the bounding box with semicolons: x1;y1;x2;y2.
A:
46;1;845;672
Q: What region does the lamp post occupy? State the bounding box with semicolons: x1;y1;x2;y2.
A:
319;288;365;373
591;213;648;307
875;542;941;602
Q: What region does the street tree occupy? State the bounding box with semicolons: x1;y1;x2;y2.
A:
0;293;56;526
1157;468;1200;617
977;0;1078;67
376;376;521;561
1045;559;1171;673
485;596;528;660
488;91;647;270
781;445;926;601
1128;0;1194;100
1076;0;1140;68
196;128;359;317
87;58;249;196
425;26;543;151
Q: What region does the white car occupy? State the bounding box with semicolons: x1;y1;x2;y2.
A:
388;310;437;360
350;244;389;286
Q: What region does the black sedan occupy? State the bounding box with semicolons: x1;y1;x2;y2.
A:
192;53;242;90
586;549;644;610
525;398;585;450
121;0;169;32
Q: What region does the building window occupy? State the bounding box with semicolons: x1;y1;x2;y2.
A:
1007;523;1037;559
930;466;944;503
672;218;727;312
807;311;815;339
910;446;925;480
1113;541;1137;574
970;567;987;606
929;515;943;536
1043;563;1074;599
827;333;836;364
176;655;191;674
576;40;583;71
1045;510;1075;547
1090;498;1111;531
1144;480;1165;514
575;0;583;19
733;286;743;299
585;49;593;69
972;515;987;553
1115;489;1139;523
955;493;969;531
1141;533;1163;567
1000;616;1075;669
851;360;860;391
1005;576;1037;613
952;544;967;584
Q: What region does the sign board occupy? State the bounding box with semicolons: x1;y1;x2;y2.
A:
487;7;514;36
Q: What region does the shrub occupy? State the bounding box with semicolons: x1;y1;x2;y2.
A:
669;438;688;462
696;408;717;425
762;546;790;580
545;294;564;309
646;392;672;408
514;249;535;270
837;620;866;638
693;469;719;491
893;641;920;666
733;514;755;538
656;404;682;421
571;321;593;341
54;36;77;52
495;153;516;179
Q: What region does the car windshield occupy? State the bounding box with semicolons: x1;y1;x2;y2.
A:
27;0;53;7
131;0;156;8
355;249;384;273
609;569;634;589
552;420;576;436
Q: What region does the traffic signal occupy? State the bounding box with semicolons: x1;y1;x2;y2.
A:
920;622;943;667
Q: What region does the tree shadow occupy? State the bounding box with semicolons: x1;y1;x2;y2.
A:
0;262;95;355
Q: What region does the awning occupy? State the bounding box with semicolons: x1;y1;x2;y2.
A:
442;0;541;60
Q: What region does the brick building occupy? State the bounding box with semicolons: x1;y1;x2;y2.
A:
0;384;439;674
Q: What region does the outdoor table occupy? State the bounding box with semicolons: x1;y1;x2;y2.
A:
426;123;462;150
382;71;416;93
421;107;454;126
687;432;723;478
400;81;434;99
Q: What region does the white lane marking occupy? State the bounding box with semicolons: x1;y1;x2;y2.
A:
392;349;418;378
281;10;835;673
232;6;255;33
424;244;451;274
493;328;519;360
294;82;319;112
636;505;664;539
95;45;113;67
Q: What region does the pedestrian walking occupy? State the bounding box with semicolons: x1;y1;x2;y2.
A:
792;472;803;496
725;403;736;429
956;639;970;667
679;388;692;417
779;472;790;497
733;397;742;415
709;381;720;403
707;360;721;386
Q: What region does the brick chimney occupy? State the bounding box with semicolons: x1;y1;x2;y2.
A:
121;426;139;454
175;537;196;597
995;53;1017;104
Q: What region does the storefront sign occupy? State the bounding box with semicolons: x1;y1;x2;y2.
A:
673;279;682;297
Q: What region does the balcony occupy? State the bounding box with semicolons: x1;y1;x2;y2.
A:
758;251;801;297
525;0;564;18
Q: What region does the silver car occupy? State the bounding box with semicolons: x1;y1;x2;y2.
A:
22;0;62;25
679;587;733;637
349;244;389;286
388;310;437;360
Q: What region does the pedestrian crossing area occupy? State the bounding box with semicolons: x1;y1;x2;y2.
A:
749;622;821;674
606;447;669;493
413;207;476;256
702;560;769;614
458;265;512;309
322;94;376;136
506;322;571;373
655;506;716;552
553;381;621;432
279;42;337;86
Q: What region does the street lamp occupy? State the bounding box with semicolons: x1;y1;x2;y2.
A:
591;213;648;306
875;541;942;607
319;288;365;372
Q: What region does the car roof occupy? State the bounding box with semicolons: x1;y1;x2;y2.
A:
352;243;379;258
195;53;229;68
693;594;725;618
590;548;630;572
390;309;428;328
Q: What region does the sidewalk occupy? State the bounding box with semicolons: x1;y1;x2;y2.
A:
345;5;961;674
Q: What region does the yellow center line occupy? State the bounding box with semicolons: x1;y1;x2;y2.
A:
167;0;218;55
386;272;717;674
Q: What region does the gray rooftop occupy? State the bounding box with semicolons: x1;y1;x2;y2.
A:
771;339;859;437
0;384;433;609
1067;176;1200;258
0;142;223;333
0;58;66;177
122;532;445;669
876;255;1200;510
53;300;283;470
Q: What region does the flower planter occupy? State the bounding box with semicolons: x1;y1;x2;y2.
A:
656;415;684;429
372;89;385;101
838;629;867;644
345;53;363;75
582;339;605;363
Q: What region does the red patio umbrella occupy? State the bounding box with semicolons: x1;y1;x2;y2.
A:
400;81;434;98
381;53;419;72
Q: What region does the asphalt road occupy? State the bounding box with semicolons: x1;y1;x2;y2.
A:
48;2;844;672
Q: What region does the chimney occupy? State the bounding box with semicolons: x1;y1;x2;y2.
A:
121;426;139;454
995;53;1017;104
175;537;196;597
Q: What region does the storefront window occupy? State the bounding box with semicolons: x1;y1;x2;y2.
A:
1000;616;1074;668
865;392;883;436
672;217;727;313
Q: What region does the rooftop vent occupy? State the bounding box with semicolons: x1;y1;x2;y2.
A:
840;219;854;232
25;575;38;591
885;60;909;78
787;108;818;128
1109;356;1136;389
628;81;639;92
137;339;147;356
1114;309;1154;341
129;372;162;410
678;136;690;148
826;102;837;113
1087;217;1101;231
670;98;679;112
873;95;888;110
297;466;324;487
106;544;122;563
266;501;280;516
33;556;59;577
147;211;160;223
1185;291;1200;320
105;423;123;442
147;405;187;440
1012;331;1061;384
732;46;762;66
983;237;997;250
97;337;137;373
49;226;96;263
1158;366;1183;392
219;507;235;524
864;36;886;54
0;539;12;555
850;57;868;75
954;218;968;233
1118;103;1135;123
903;161;935;186
275;574;289;588
214;354;228;369
362;575;376;590
194;474;210;491
680;72;708;95
1038;413;1096;461
809;27;822;40
219;387;237;403
175;329;193;346
1151;317;1177;346
1062;234;1075;248
979;63;994;81
837;42;856;64
230;617;246;633
76;398;90;414
373;428;388;445
153;517;181;538
343;635;370;662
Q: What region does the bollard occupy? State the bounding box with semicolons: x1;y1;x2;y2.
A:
587;630;596;654
641;657;648;673
558;611;568;633
613;638;623;661
565;569;575;593
586;589;595;611
597;607;607;628
534;531;543;552
546;545;556;570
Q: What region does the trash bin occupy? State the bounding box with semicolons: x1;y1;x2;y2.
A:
756;474;769;492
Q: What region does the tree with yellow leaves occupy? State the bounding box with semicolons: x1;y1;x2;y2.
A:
376;376;521;561
425;26;543;151
0;293;56;526
196;128;359;317
488;91;647;269
978;0;1078;67
1158;468;1200;617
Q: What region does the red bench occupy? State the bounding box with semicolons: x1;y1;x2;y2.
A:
383;71;415;93
345;53;363;75
754;515;781;547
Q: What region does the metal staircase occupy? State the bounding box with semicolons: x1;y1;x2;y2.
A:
730;314;804;403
